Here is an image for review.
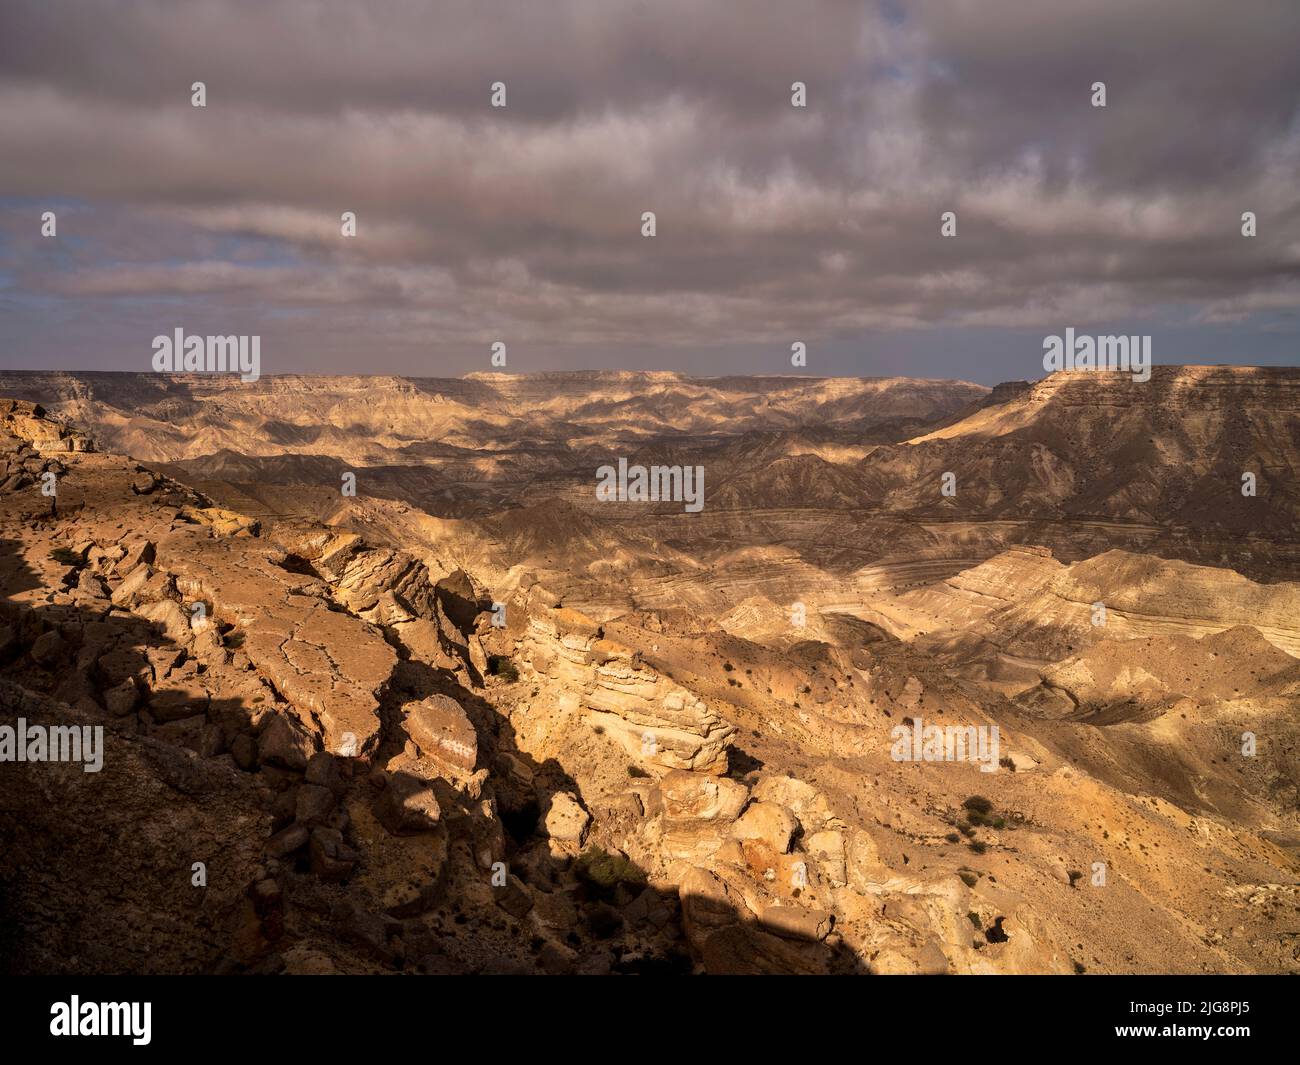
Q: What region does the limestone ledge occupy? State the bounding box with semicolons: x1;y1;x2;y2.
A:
521;601;734;774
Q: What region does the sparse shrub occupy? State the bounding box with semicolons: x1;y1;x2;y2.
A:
992;817;1006;830
574;846;646;895
968;840;987;854
967;911;982;929
487;655;519;681
945;832;960;844
962;795;994;815
628;765;649;779
958;871;978;887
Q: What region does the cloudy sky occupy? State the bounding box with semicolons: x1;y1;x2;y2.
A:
1;0;1297;383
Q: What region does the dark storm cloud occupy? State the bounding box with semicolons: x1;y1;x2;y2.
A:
0;0;1297;375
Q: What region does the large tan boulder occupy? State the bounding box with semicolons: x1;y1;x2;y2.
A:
404;694;477;771
805;829;848;888
731;801;797;854
751;775;832;830
543;792;590;847
660;771;748;822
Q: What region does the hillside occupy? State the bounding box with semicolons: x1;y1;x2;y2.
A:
2;392;1298;975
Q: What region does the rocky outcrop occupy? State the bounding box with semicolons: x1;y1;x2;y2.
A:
0;399;93;454
515;595;735;774
2;387;1296;978
163;534;398;757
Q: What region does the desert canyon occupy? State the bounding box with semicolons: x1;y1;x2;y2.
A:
0;366;1297;975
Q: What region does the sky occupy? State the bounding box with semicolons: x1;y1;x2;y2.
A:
0;0;1297;385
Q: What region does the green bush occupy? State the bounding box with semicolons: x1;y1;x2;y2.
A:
574;846;646;894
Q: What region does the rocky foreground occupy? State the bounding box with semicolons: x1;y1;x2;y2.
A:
1;398;1297;975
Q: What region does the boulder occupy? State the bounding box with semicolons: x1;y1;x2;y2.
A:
265;824;309;858
495;873;534;919
147;682;211;723
805;829;847;887
660;771;749;822
543;792;590;845
137;599;192;645
309;827;358;881
118;539;156;575
404;694;477;771
376;773;442;835
30;630;66;668
751;775;831;830
295;784;335;825
110;564;153;607
257;715;313;771
731;801;797;854
103;679;139;717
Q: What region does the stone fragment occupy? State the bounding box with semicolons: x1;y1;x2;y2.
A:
110;564;153;607
660;770;748;822
257;715;312;771
404;694;477;771
118;539;156;575
265;824;309;858
147;683;210;723
805;829;847;887
376;773;442;835
731;801;797;854
309;827;358;881
759;904;834;942
295;784;335;825
103;679;139;716
543;792;590;845
495;874;534;919
30;630;66;667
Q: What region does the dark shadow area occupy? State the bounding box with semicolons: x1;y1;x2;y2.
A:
0;522;871;976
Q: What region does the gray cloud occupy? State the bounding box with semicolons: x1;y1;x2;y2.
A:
0;0;1297;377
